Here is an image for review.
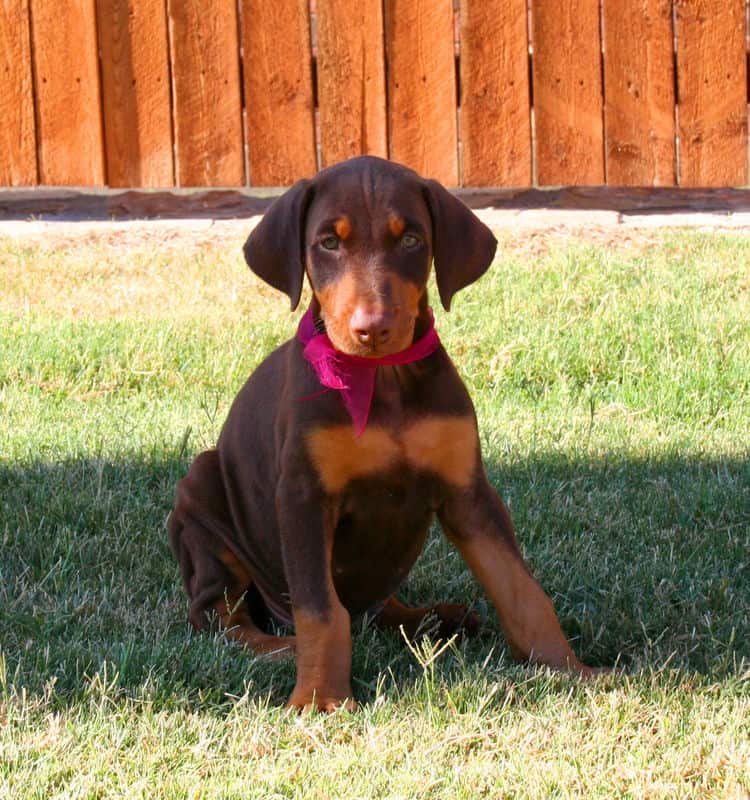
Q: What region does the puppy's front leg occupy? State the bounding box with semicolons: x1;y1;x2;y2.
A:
440;474;596;675
277;479;356;712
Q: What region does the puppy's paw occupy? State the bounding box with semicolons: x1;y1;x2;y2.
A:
431;603;481;639
285;685;358;713
575;664;614;679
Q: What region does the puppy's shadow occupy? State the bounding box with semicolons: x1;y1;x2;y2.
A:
1;450;747;711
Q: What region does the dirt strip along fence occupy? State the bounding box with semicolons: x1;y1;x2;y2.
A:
1;0;749;189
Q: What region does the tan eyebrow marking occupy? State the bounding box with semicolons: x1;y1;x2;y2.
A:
388;214;406;237
334;216;352;240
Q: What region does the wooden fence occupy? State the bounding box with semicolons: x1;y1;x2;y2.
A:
1;0;748;189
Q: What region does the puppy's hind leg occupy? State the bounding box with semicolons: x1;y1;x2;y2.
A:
374;595;480;641
168;450;295;659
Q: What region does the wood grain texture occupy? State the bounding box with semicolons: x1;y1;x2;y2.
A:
386;0;458;185
675;0;747;187
241;0;316;185
531;0;604;185
316;0;387;168
603;0;676;186
0;0;37;185
461;0;531;186
168;0;244;186
97;0;174;187
29;0;104;185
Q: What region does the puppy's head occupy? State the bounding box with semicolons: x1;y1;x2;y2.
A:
244;156;497;357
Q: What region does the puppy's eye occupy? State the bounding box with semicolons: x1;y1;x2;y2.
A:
320;235;340;251
401;233;421;249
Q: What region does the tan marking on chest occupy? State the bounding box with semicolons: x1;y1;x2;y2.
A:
401;416;477;488
306;426;401;493
307;416;477;493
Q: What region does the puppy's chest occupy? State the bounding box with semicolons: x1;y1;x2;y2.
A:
305;415;477;494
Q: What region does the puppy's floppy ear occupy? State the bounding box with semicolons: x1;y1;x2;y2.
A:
423;179;497;311
243;178;313;311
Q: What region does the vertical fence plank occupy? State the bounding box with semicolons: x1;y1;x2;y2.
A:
675;0;747;186
461;0;531;186
531;0;604;185
97;0;173;187
241;0;316;185
29;0;104;185
8;0;748;190
386;0;458;185
317;0;387;168
168;0;244;186
0;0;37;185
603;0;676;185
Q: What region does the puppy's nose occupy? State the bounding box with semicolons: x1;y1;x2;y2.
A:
350;307;392;346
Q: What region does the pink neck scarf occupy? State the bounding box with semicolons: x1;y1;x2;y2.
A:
297;308;441;435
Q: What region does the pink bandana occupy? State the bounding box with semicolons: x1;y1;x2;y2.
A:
297;308;441;435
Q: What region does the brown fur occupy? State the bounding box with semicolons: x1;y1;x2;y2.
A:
168;156;599;712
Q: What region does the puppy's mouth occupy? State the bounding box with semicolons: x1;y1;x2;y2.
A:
346;340;407;358
322;314;416;359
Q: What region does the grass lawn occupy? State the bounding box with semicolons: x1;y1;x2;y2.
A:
1;227;748;798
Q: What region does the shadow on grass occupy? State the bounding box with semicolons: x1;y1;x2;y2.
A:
1;450;747;711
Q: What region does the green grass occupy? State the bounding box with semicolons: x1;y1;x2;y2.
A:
1;229;748;798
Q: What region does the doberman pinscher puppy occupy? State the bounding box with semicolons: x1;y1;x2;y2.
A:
168;156;597;711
